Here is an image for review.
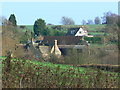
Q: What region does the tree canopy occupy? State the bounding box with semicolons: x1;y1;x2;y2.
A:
87;19;94;25
33;18;46;36
61;16;75;25
8;14;17;26
94;17;101;24
81;20;87;25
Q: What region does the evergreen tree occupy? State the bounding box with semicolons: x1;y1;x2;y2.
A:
8;14;17;26
33;18;46;36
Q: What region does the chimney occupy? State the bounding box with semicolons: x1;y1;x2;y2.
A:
30;38;35;45
54;40;58;50
51;40;61;56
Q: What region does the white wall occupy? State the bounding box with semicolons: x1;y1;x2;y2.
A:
75;28;88;36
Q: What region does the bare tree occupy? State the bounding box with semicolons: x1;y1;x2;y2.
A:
87;19;94;25
106;14;118;25
61;16;75;25
81;20;87;25
101;11;111;24
101;11;117;24
2;21;20;56
94;17;101;24
116;16;120;53
1;17;27;57
0;16;8;26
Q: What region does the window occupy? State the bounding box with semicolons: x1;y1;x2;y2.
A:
71;30;75;34
79;31;82;33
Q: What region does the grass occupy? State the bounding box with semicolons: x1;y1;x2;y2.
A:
0;57;90;73
1;57;119;88
18;24;107;37
85;24;106;31
18;25;33;32
25;25;34;32
18;24;106;32
89;32;105;35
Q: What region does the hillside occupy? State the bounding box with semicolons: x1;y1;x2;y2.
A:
18;24;106;34
1;57;119;88
18;24;107;37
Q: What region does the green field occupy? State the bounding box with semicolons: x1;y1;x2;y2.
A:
18;25;33;32
85;24;106;31
1;57;119;88
89;32;105;36
18;24;106;32
18;24;106;37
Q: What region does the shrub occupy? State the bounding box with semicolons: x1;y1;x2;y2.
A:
48;54;60;63
19;25;26;29
64;49;90;65
84;36;102;43
51;25;63;30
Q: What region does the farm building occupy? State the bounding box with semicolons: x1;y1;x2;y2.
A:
15;35;89;58
38;36;88;56
42;36;83;46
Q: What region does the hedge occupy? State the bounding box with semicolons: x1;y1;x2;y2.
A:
84;36;102;43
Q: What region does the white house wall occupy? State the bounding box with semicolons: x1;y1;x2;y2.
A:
75;28;88;36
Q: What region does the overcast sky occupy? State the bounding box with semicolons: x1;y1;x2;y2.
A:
0;2;118;25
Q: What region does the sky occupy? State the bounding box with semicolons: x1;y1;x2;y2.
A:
0;2;118;25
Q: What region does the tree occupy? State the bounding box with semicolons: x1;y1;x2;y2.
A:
102;13;119;45
1;17;39;60
101;11;111;24
94;17;101;24
1;17;21;56
8;14;17;26
87;19;94;25
42;28;50;36
81;20;87;25
20;31;31;43
106;14;118;25
117;16;120;55
33;18;46;36
61;16;75;25
101;11;117;25
0;16;8;25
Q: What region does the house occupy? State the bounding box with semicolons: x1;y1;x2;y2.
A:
41;36;87;56
66;27;93;37
15;35;88;58
66;27;88;36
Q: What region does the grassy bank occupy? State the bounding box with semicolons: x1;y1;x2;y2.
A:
1;57;119;88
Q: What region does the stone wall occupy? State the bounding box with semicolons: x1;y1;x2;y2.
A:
39;46;50;57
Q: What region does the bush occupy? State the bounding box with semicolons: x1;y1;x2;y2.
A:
64;49;90;65
84;36;102;43
19;25;26;29
47;27;66;36
51;25;63;30
48;54;60;63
